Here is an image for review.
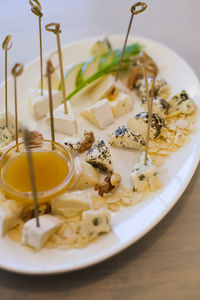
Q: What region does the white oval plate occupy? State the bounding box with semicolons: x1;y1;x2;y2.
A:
0;35;200;275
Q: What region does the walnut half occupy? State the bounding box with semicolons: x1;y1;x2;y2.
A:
78;131;95;153
95;173;121;197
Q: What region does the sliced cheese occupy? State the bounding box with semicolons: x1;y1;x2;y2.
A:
52;191;91;218
81;99;114;130
29;88;62;120
0;200;22;237
22;215;63;250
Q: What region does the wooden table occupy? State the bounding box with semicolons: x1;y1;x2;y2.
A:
0;0;200;299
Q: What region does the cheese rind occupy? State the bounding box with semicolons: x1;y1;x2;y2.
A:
80;209;111;238
81;99;114;130
110;92;133;118
22;215;63;250
46;103;77;135
0;200;22;237
86;140;113;174
127;112;166;140
29;88;62;120
52;191;91;218
71;157;101;190
109;125;145;149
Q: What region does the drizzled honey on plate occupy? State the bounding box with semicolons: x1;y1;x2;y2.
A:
0;140;75;206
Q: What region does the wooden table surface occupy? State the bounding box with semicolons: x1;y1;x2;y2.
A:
0;0;200;299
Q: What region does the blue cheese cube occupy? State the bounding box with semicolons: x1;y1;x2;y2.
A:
46;103;77;135
0;200;22;237
141;97;170;117
22;215;63;250
131;153;162;192
71;157;101;190
110;92;133;118
80;209;111;238
127;112;166;140
52;191;91;218
135;76;171;101
90;35;112;56
29;88;62;120
168;90;196;117
86;140;113;174
81;99;114;130
109;125;145;149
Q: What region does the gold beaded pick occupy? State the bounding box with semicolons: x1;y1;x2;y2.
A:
11;63;23;152
23;128;40;227
46;60;55;149
2;35;13;128
115;2;147;81
45;23;68;114
29;0;44;96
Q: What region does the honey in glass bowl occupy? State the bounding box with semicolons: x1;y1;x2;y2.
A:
0;140;75;208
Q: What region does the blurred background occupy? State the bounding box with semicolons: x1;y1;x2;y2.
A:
0;0;199;82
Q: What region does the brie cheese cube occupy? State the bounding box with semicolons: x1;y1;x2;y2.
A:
29;88;62;120
131;153;162;192
0;200;22;237
109;125;145;149
71;157;101;190
141;97;170;117
168;90;196;117
90;74;130;101
110;92;133;118
80;209;111;238
46;103;77;135
86;140;113;174
135;76;171;101
52;191;91;218
22;215;63;250
127;112;166;140
81;99;114;130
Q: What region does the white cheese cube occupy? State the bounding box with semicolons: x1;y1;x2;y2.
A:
52;191;91;218
80;209;111;238
109;126;145;149
29;88;62;120
46;103;77;135
81;99;114;130
110;92;133;118
0;200;22;237
71;157;100;190
22;215;63;250
90;75;130;101
131;153;162;192
127;112;166;140
86;140;113;174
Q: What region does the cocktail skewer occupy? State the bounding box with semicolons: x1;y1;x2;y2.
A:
115;2;147;81
29;0;44;95
2;35;12;127
11;63;23;152
23;128;40;227
45;23;68;114
46;60;55;148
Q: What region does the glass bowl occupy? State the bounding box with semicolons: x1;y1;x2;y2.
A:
0;140;75;207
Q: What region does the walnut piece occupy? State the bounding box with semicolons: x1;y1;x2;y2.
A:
78;131;95;153
29;130;43;147
95;173;121;197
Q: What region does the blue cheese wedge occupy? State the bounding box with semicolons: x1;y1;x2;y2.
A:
127;112;166;140
135;76;171;101
71;157;101;190
109;125;145;149
29;88;62;120
141;97;170;117
168;90;196;117
46;103;77;135
81;99;114;130
52;191;91;218
0;200;22;237
80;209;111;238
86;140;113;174
90;35;112;56
110;92;133;118
131;153;162;192
22;215;63;250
